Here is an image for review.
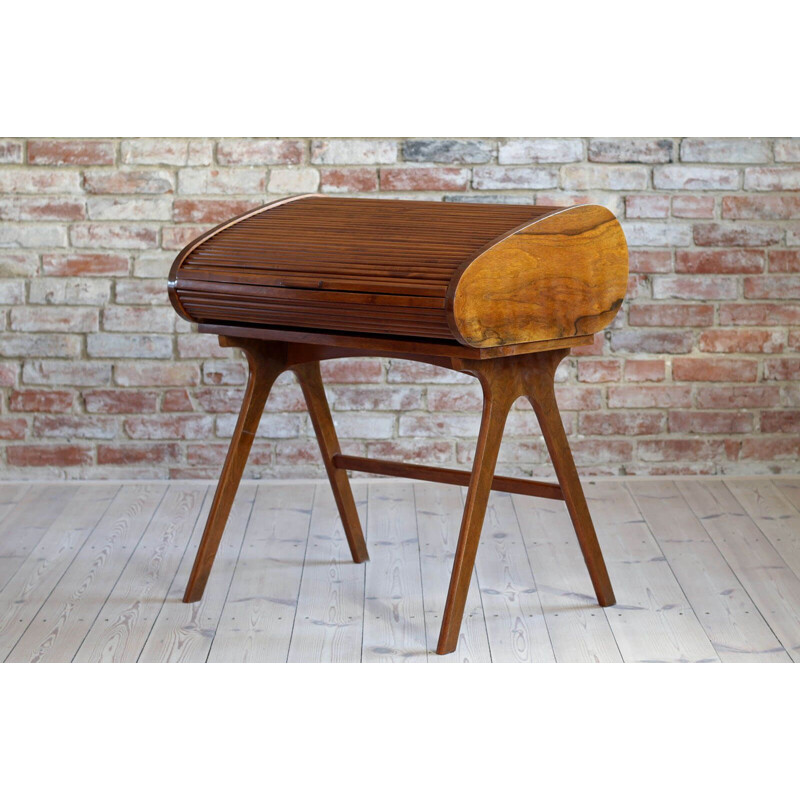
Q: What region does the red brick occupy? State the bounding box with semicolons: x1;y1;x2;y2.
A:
97;443;182;465
577;360;622;382
554;386;602;410
380;168;469;191
162;389;193;412
790;331;800;352
33;415;117;439
673;357;758;382
173;199;256;224
0;418;28;439
628;303;714;327
769;251;800;272
114;363;200;386
28;139;115;165
216;139;304;165
698;329;784;354
83;169;174;194
671;196;715;218
320;168;378;193
331;386;422;411
696;386;780;409
608;386;692;408
638;439;735;462
124;415;213;439
693;223;784;247
761;411;800;434
675;249;764;274
9;390;74;412
744;276;800;300
41;253;129;277
322;358;383;383
652;276;737;300
7;444;93;467
610;330;693;353
722;195;800;220
426;387;482;411
719;303;800;326
0;197;85;221
570;333;605;356
744;168;800;191
628;251;672;274
83;389;159;413
669;410;753;434
740;437;800;461
0;363;17;386
625;195;669;218
580;411;664;435
764;359;800;381
194;387;245;413
624;359;665;382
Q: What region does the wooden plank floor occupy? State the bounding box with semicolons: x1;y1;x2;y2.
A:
1;478;799;663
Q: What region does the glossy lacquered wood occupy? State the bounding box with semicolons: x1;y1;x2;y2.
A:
169;195;628;347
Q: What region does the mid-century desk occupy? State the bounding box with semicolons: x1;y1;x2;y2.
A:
168;195;628;655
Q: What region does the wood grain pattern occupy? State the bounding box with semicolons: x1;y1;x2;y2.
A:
170;196;627;347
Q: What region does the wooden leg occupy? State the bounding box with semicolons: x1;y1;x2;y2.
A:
183;337;287;603
292;361;369;563
437;360;518;654
524;349;616;607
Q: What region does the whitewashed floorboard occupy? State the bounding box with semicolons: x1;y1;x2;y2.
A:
629;481;789;663
210;483;315;663
6;484;166;663
362;482;427;663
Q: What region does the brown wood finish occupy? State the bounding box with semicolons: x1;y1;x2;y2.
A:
170;196;627;347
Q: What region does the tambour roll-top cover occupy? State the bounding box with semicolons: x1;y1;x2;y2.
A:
169;194;628;348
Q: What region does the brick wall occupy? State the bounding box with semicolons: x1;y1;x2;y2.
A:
0;137;798;478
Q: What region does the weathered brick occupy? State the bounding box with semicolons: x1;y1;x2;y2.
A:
114;279;168;305
41;253;129;277
740;437;800;461
161;225;207;250
696;386;780;409
70;223;159;249
426;386;482;411
194;387;244;413
675;249;764;274
761;411;800;434
608;385;692;408
0;224;68;248
622;222;692;247
216;413;305;440
133;252;175;278
610;329;693;353
628;251;672;274
114;362;200;386
329;386;423;411
681;138;770;163
669;410;753;434
83;169;175;195
652;275;737;300
33;415;118;439
571;439;634;465
722;195;800;220
0;140;23;163
699;329;784;353
22;360;111;387
10;307;98;332
84;389;159;413
267;168;319;194
0;363;17;386
86;197;172;221
319;168;378;193
0;419;28;439
202;360;247;385
744;168;800;191
7;444;93;467
0;280;26;304
625;195;669;218
769;251;800;272
0;170;82;194
654;166;740;191
775;139;800;162
588;138;673;163
719;303;800;326
671;196;715;218
744;276;800;299
764;359;800;381
162;389;193;412
638;439;734;462
217;139;304;165
0;334;81;357
404;139;494;164
97;443;182;465
0;253;38;278
381;168;470;191
177;168;266;194
173;199;256;223
310;139;397;165
580;411;664;435
694;223;784;247
554;386;602;410
366;440;453;464
9;389;74;412
562;165;649;191
188;442;271;467
29;278;111;306
496;138;581;164
121;139;213;166
624;359;665;382
673;357;758;382
87;334;172;359
576;360;622;382
628;303;714;327
0;196;85;221
125;415;213;439
28;139;115;165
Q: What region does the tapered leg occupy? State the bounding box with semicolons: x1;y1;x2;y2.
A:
292;361;369;563
437;365;516;654
524;349;616;607
183;338;287;603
